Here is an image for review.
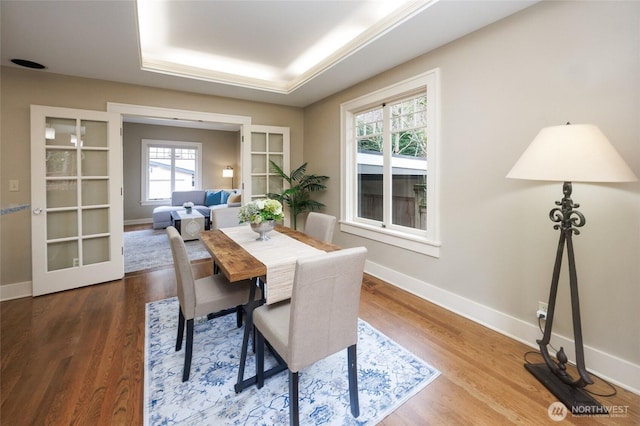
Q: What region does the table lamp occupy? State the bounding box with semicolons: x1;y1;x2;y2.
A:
506;123;637;413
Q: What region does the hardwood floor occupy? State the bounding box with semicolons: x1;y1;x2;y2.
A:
2;246;638;424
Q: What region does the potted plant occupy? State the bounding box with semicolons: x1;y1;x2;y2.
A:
266;161;329;230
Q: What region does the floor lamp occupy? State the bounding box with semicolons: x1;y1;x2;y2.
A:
223;166;234;188
506;123;637;412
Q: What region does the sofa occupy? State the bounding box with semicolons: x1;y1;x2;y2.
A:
152;189;241;229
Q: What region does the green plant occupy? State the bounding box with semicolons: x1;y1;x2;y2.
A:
266;161;329;230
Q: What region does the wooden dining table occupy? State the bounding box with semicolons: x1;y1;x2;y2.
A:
199;224;340;393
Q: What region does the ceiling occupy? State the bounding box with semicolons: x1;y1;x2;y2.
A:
1;0;537;108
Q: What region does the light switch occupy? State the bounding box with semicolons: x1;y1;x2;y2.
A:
9;180;19;192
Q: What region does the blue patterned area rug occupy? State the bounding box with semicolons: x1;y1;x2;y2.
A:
125;229;210;274
144;297;440;425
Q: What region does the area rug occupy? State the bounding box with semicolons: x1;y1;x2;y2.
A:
144;297;440;425
124;229;211;273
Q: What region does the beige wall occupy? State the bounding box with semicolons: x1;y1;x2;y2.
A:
122;122;239;222
304;0;640;383
1;0;638;390
0;68;304;286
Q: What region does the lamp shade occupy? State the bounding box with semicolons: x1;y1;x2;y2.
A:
507;124;637;183
222;167;234;178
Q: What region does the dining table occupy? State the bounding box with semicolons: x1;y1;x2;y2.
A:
199;223;340;393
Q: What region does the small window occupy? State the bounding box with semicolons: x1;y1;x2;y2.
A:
141;139;202;204
341;69;440;257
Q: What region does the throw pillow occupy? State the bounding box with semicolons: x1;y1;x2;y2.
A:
205;190;223;206
220;190;231;204
228;193;241;204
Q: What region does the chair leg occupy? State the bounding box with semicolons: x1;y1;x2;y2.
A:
256;329;265;388
252;325;256;353
348;344;360;418
289;370;299;426
176;308;185;351
182;318;194;382
236;305;243;328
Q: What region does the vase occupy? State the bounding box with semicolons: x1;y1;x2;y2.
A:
185;207;192;214
250;220;275;241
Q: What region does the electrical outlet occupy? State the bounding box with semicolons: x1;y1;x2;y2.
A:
537;301;548;320
73;258;79;267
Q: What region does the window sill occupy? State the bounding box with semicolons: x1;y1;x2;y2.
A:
340;221;440;258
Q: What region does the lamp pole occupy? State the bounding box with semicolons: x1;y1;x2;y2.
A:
524;182;606;413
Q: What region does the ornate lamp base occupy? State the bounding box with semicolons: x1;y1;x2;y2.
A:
525;364;607;415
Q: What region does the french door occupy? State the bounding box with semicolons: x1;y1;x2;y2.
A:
30;105;123;296
245;125;290;225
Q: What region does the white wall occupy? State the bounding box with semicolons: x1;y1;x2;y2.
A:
304;1;640;392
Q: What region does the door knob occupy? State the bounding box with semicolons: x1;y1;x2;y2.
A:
33;208;42;215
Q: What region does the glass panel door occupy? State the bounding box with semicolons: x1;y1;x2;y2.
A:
31;106;123;296
246;125;290;224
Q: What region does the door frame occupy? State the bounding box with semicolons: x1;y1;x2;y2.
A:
107;102;252;196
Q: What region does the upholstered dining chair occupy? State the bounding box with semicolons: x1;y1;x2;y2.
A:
166;226;254;382
253;246;368;426
211;207;243;230
304;212;337;243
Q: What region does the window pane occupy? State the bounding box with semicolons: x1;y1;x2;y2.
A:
357;172;383;221
148;146;171;199
356;109;383;153
47;180;77;208
174;148;195;191
391;168;427;230
356;109;384;221
390;94;427;230
46;149;77;177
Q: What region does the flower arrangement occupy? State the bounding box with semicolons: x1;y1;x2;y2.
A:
183;201;194;213
238;199;284;224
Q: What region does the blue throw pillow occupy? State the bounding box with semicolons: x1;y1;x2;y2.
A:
206;190;223;206
220;190;230;204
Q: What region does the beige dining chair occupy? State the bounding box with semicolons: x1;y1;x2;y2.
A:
253;246;367;425
211;207;243;230
304;212;337;243
167;226;254;382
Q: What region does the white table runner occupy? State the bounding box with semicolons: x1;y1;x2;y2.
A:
221;224;325;304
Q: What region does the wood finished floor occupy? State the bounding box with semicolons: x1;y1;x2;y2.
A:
1;229;638;425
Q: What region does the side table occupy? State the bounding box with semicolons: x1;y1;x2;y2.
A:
171;210;205;241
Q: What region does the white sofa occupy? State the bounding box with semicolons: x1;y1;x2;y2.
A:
152;189;241;229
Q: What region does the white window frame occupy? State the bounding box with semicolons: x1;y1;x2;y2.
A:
141;139;203;205
340;68;441;257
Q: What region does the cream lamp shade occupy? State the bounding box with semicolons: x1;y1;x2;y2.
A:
507;124;637;183
222;167;234;178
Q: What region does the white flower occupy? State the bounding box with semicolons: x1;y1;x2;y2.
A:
238;199;284;224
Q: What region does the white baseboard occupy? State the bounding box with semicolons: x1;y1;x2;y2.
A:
1;281;32;300
364;260;640;395
124;218;153;226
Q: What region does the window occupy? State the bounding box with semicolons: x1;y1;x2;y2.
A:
341;69;440;257
141;139;202;204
